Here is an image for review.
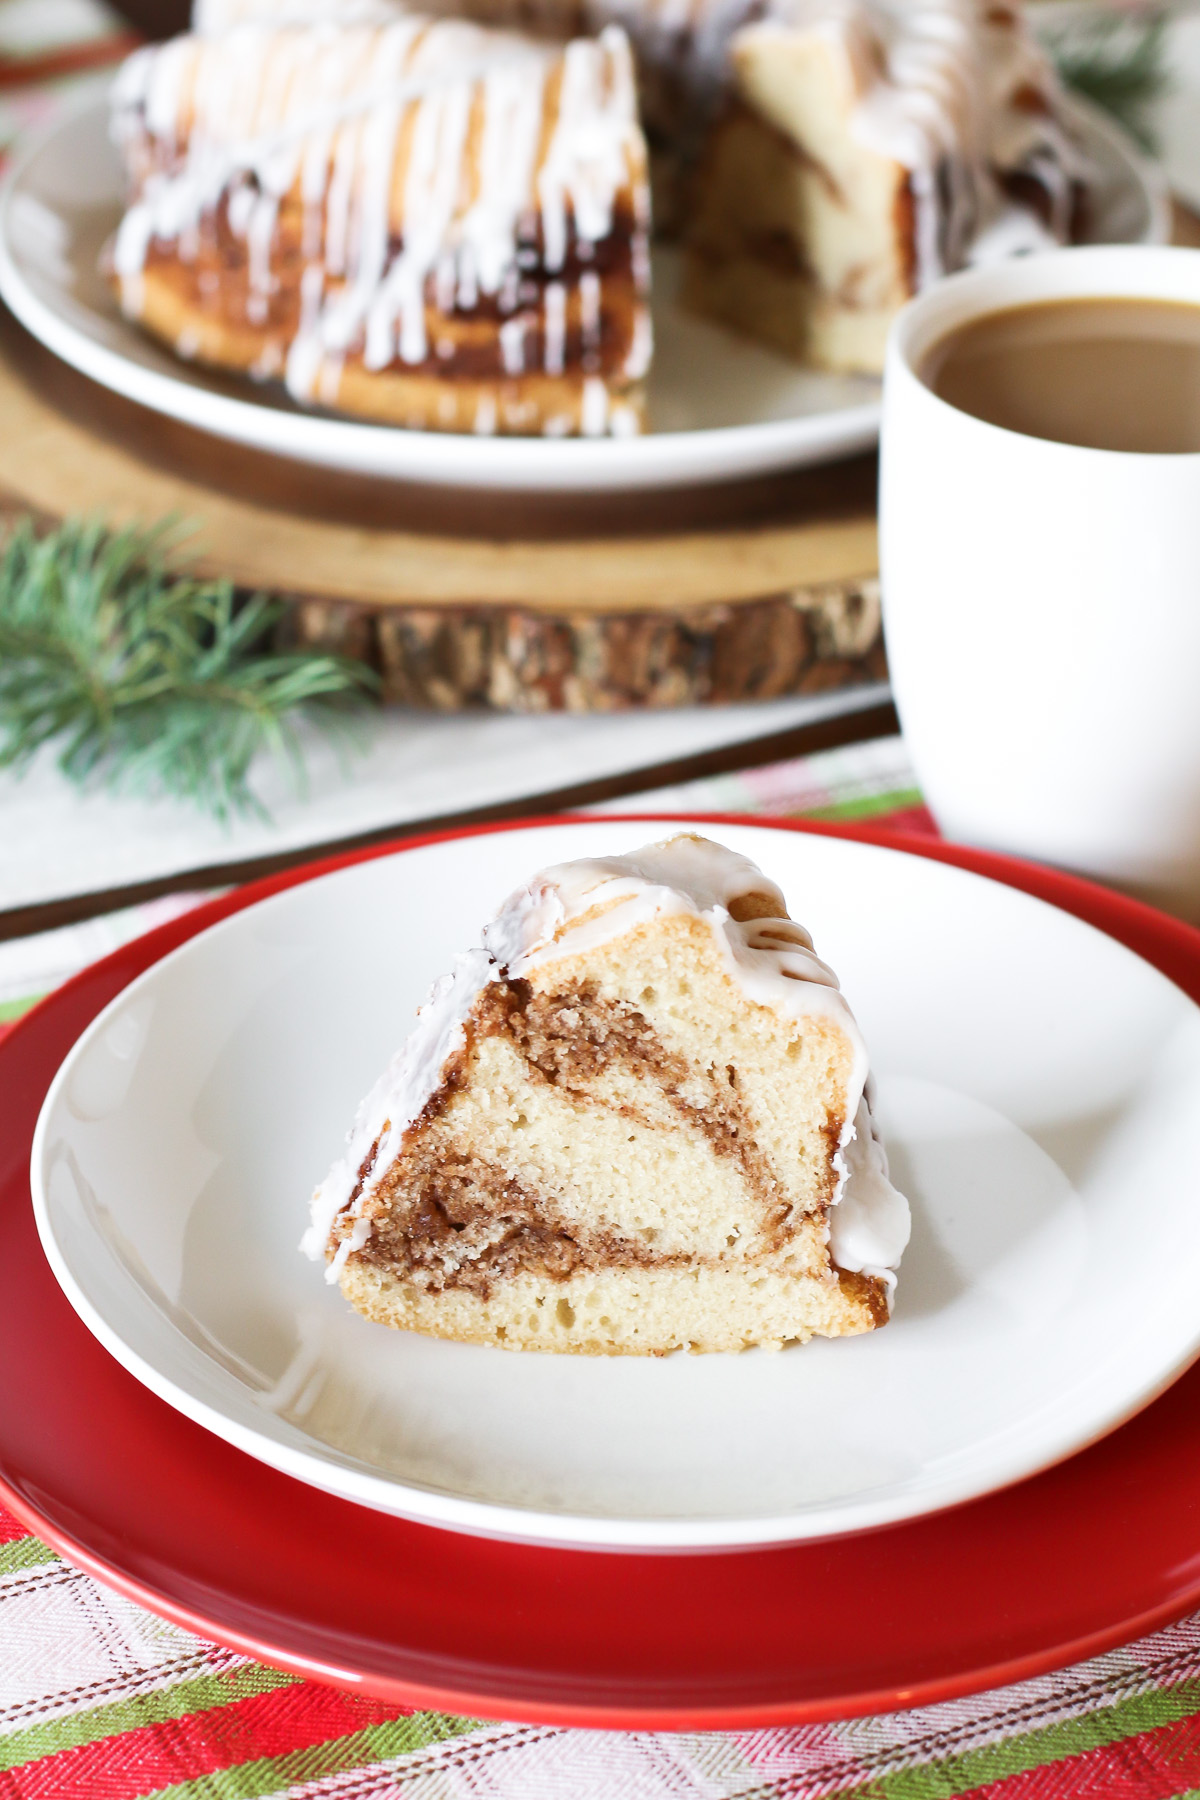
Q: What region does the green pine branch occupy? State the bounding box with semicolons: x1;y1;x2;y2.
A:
1048;10;1169;153
0;516;379;821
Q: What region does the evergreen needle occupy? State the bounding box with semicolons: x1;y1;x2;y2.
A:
1049;11;1169;153
0;516;379;820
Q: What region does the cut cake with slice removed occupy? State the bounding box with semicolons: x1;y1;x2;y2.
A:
304;833;910;1353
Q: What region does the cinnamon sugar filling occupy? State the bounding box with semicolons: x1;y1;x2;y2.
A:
361;1148;672;1296
495;981;831;1233
346;976;848;1298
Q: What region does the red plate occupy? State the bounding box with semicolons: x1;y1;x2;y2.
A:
5;814;1200;1728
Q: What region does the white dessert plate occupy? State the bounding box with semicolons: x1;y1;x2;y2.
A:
0;90;1169;493
29;816;1200;1552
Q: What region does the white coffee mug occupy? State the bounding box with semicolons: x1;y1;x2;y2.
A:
879;245;1200;921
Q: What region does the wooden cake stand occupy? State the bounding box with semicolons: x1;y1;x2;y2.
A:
0;306;884;711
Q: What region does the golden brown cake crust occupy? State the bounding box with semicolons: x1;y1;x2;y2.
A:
131;265;646;434
339;1255;887;1352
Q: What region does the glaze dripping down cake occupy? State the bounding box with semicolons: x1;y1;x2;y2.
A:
109;16;651;437
304;834;910;1354
680;0;1084;372
107;0;1084;430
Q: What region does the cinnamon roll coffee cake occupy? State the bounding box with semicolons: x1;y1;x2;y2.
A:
109;15;652;437
107;0;1084;432
304;834;910;1353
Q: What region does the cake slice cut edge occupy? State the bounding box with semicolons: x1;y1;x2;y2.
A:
304;833;910;1354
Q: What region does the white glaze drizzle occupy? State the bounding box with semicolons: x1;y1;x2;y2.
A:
306;833;910;1293
112;15;652;432
730;0;1082;287
194;0;402;26
301;945;496;1277
185;0;1079;293
834;1085;910;1286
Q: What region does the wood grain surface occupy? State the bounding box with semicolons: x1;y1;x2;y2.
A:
0;310;878;614
10;189;1192;614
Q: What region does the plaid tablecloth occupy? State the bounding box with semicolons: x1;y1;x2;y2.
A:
6;735;1200;1799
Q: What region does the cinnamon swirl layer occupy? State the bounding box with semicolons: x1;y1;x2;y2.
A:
352;975;843;1293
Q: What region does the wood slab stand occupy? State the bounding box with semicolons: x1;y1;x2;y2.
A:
0;308;884;710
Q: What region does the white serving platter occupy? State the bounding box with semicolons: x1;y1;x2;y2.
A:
0;89;1169;493
31;817;1200;1550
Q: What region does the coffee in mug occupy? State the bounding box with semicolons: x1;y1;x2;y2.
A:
919;296;1200;454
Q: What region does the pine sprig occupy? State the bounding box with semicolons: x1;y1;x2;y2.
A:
1048;11;1169;153
0;516;379;820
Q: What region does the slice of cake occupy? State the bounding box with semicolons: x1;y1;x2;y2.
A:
108;16;652;436
681;0;1084;372
304;833;910;1353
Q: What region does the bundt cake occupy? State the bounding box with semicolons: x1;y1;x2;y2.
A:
107;0;1084;432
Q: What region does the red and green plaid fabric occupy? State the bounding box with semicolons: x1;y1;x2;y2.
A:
7;1499;1200;1799
4;736;1200;1796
